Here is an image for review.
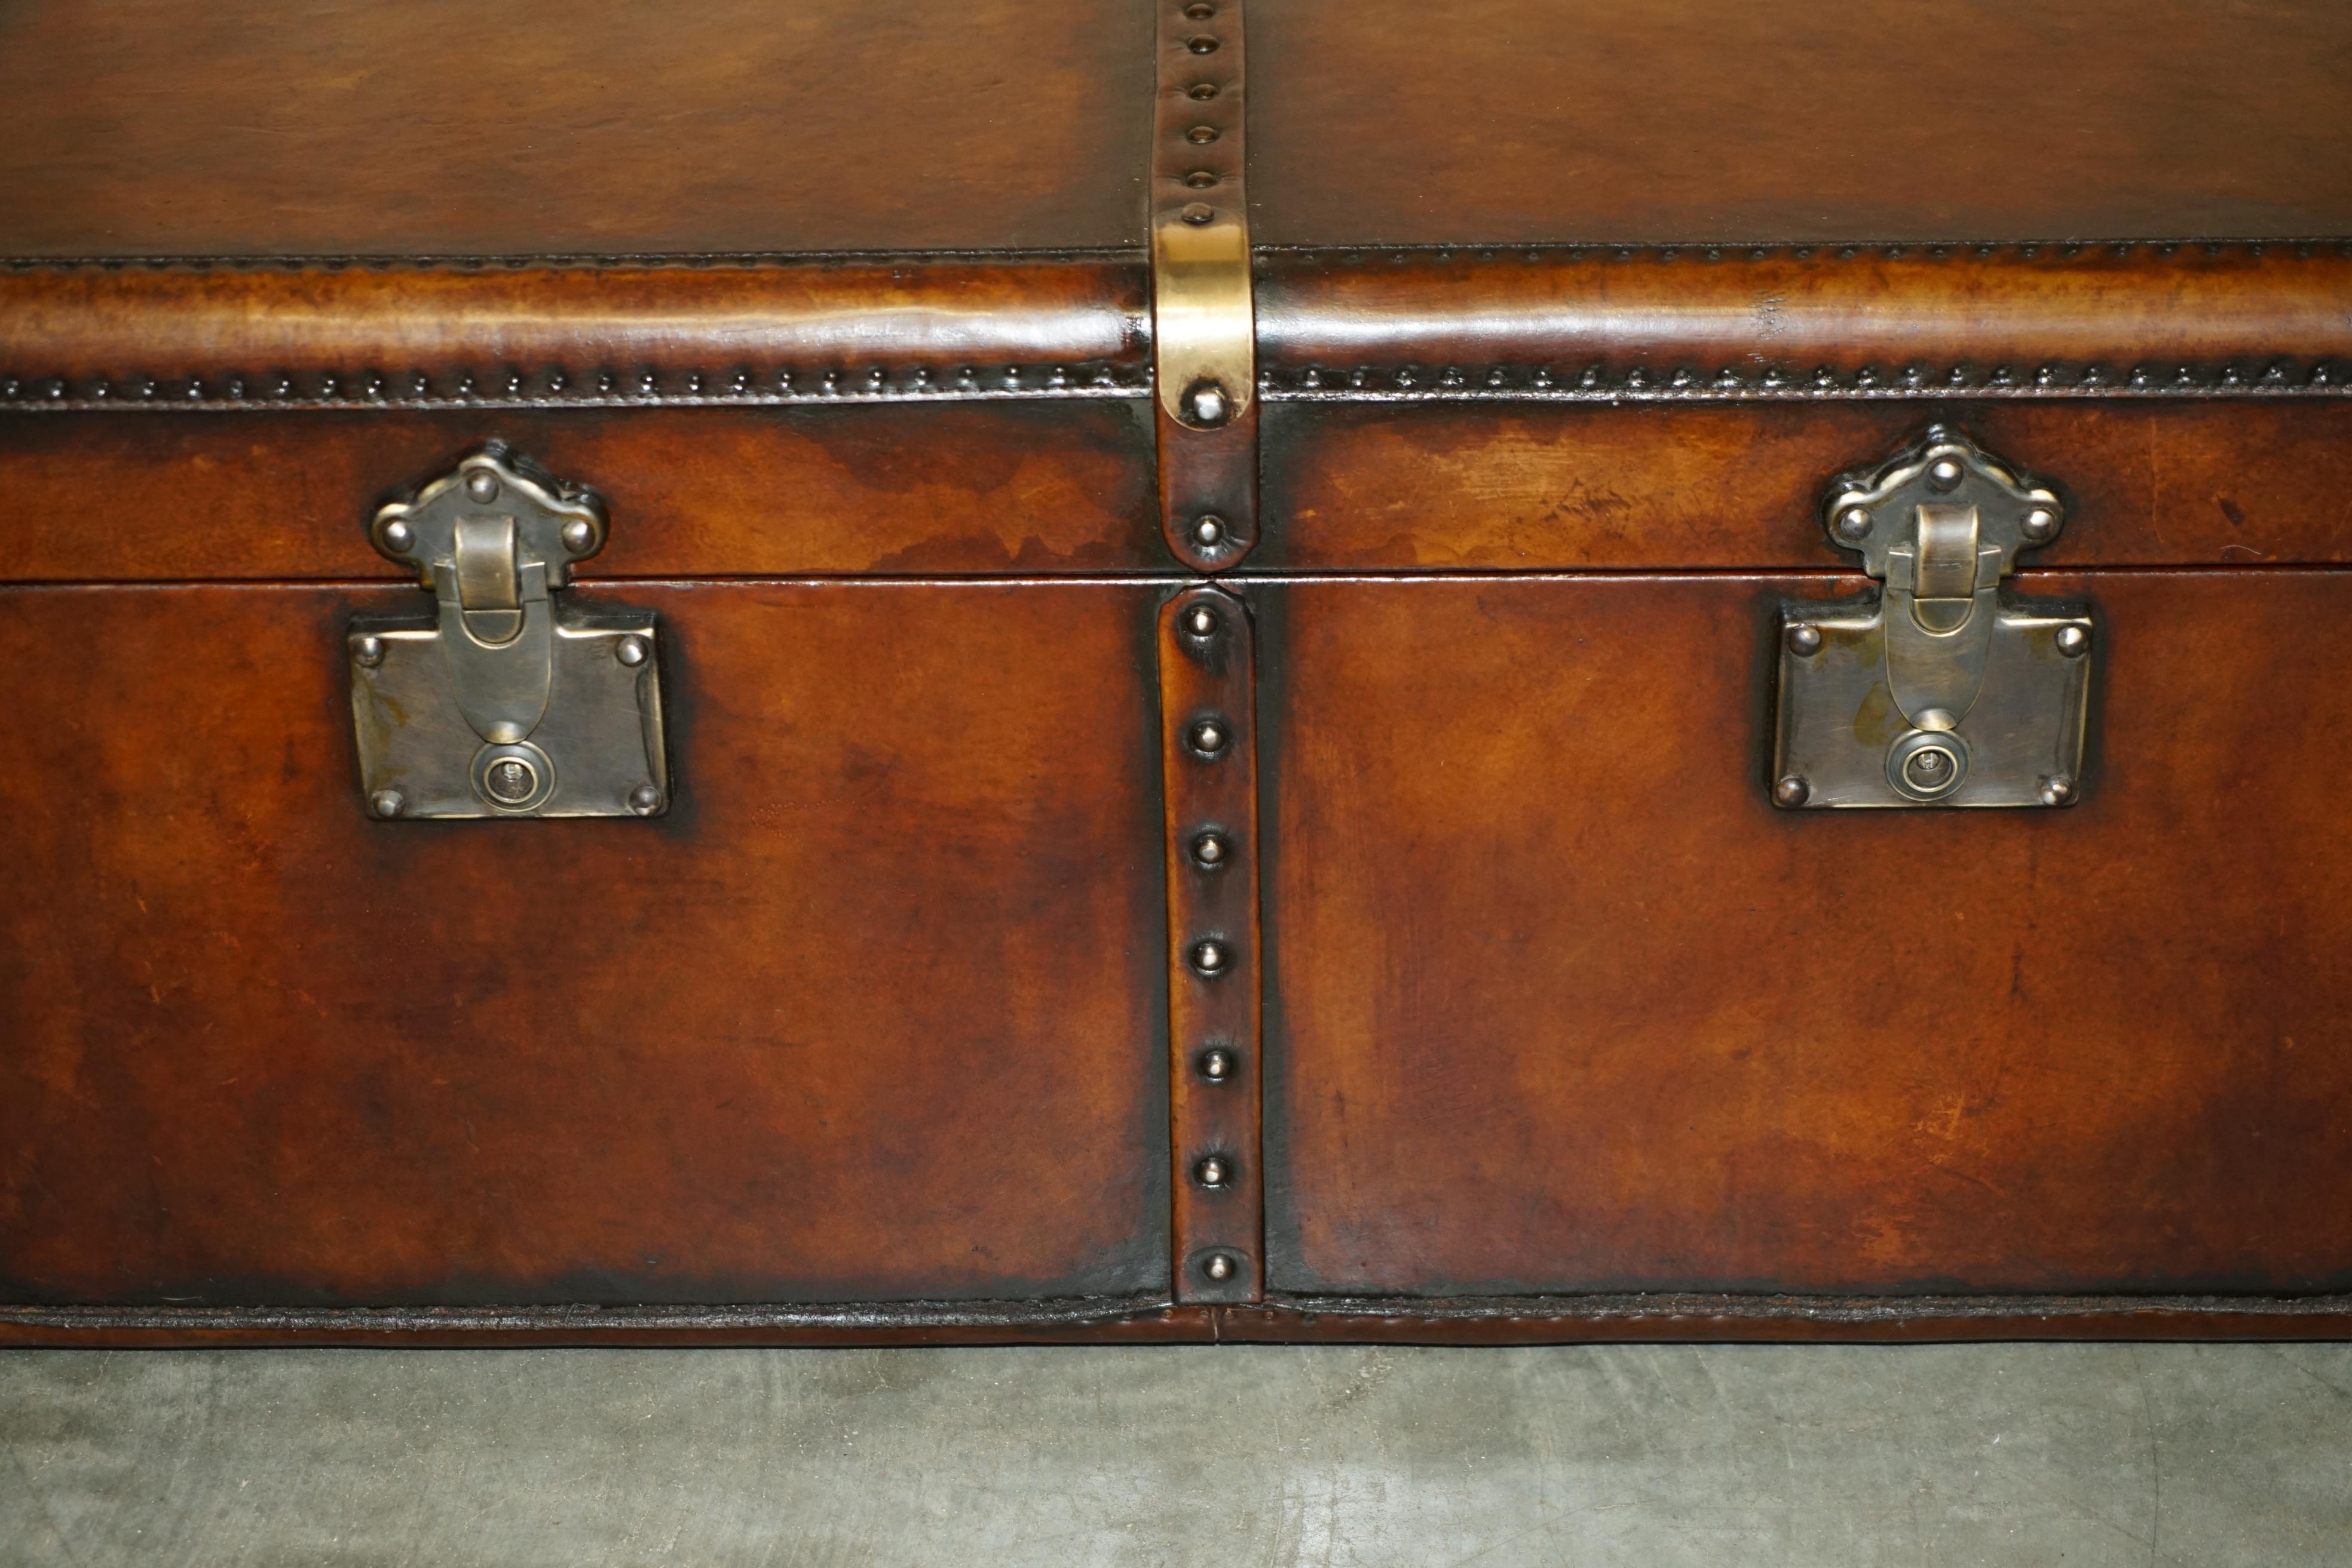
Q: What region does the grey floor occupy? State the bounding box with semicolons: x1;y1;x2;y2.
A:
3;1345;2349;1566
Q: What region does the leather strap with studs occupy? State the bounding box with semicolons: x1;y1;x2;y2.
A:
1157;584;1264;1303
1153;0;1257;572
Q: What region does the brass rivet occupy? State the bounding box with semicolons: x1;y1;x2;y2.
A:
2055;624;2090;657
1195;1154;1230;1188
1181;201;1215;225
1186;35;1218;54
1833;506;1872;543
2038;773;2077;806
1786;623;1823;656
1189;82;1217;99
1192;514;1226;547
1189;719;1228;755
380;520;415;553
1191;831;1229;867
1198;1047;1235;1082
1186;122;1220;142
629;783;663;816
1185;170;1218;188
353;635;385;667
370;788;408;819
1183;1;1215;17
1190;939;1229;975
465;470;500;503
1772;775;1811;808
561;519;596;554
1928;457;1965;491
616;635;650;667
1180;382;1230;428
2022;506;2060;542
1202;1252;1237;1282
1184;604;1221;638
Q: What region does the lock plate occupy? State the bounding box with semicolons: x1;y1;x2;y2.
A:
349;444;667;820
1772;427;2093;809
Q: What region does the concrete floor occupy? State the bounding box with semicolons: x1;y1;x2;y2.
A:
2;1345;2348;1566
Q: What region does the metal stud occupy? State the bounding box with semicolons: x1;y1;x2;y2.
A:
465;470;500;503
370;788;408;819
1198;1047;1235;1083
1183;604;1221;638
1179;381;1231;428
2038;773;2077;806
1833;506;1872;543
2022;506;2060;543
380;520;415;554
1190;939;1229;976
1190;830;1229;868
1927;457;1965;491
1194;1154;1230;1188
1785;623;1823;656
2055;624;2090;658
1772;774;1811;807
1201;1252;1237;1282
629;783;663;816
560;519;596;555
1192;514;1226;548
353;635;386;667
1181;201;1215;225
1189;718;1228;755
616;635;650;667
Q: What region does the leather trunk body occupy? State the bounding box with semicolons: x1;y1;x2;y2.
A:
3;0;2349;1345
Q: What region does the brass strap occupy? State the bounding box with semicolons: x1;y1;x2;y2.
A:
1153;0;1257;571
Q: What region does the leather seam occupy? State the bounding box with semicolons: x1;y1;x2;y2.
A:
0;248;1150;272
1252;238;2352;262
0;366;1150;411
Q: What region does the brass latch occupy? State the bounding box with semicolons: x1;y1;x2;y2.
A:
1772;427;2093;808
348;443;669;819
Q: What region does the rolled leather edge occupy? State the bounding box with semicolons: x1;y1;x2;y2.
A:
1253;241;2352;395
0;253;1152;403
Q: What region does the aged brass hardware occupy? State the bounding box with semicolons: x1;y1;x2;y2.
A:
348;443;668;820
1772;427;2092;809
1156;216;1253;433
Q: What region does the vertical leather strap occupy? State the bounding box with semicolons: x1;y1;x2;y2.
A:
1159;585;1264;1303
1153;0;1257;572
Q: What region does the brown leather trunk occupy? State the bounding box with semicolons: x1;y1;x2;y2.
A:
4;0;2350;1345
